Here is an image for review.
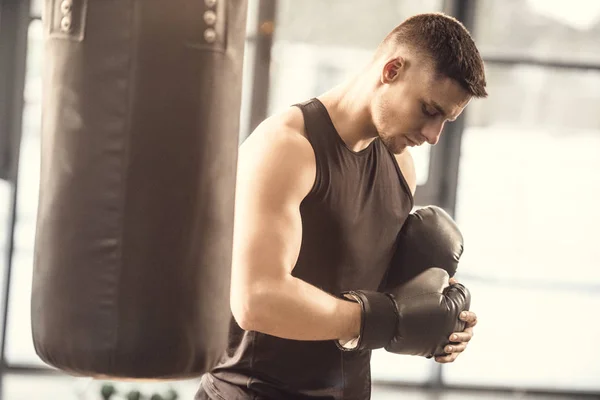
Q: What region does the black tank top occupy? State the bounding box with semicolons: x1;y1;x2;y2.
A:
202;98;413;400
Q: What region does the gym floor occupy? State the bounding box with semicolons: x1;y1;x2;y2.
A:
2;374;598;400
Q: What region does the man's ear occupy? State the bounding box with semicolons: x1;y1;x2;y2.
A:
381;57;405;84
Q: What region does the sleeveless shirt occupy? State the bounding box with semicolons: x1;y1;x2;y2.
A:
200;98;413;400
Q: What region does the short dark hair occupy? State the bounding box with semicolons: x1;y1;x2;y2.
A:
380;13;487;98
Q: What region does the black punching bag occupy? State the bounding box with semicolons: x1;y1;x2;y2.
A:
32;0;248;379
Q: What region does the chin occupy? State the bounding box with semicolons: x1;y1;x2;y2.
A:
380;136;405;155
388;144;407;155
391;146;407;155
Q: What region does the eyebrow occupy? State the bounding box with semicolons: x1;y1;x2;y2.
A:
429;100;458;122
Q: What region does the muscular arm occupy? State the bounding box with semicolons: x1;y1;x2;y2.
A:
230;117;361;342
395;150;417;196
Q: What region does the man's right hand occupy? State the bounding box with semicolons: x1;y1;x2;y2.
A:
384;206;471;358
337;206;471;357
385;270;470;358
336;275;469;356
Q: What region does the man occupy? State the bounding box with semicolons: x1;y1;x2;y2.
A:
196;12;486;400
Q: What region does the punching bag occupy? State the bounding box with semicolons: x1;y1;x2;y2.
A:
32;0;248;379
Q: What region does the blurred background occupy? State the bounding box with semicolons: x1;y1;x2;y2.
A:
0;0;599;399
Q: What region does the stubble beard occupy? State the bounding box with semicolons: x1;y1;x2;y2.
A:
379;132;406;155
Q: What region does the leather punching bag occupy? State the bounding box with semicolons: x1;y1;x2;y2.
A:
32;0;248;379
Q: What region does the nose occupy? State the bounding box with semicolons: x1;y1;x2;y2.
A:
420;121;445;145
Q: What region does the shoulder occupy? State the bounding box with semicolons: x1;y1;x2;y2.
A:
393;150;417;196
237;106;316;201
241;106;311;158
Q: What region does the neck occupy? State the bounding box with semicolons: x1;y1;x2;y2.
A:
317;68;379;152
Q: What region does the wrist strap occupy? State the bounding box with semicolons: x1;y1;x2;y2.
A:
335;290;398;352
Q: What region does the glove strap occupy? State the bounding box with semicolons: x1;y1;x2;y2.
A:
335;290;398;352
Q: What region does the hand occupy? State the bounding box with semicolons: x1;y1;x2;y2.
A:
435;277;477;363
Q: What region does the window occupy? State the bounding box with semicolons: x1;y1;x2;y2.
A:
443;53;600;392
473;0;600;64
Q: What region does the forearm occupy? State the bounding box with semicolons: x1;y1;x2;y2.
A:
240;276;361;342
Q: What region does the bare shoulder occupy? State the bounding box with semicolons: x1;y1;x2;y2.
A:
393;150;417;196
238;106;316;202
240;106;310;158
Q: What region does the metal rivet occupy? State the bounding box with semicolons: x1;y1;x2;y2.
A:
60;0;73;14
60;15;72;32
205;0;217;7
203;10;217;25
204;28;217;43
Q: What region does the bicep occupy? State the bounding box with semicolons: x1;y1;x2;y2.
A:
231;128;316;297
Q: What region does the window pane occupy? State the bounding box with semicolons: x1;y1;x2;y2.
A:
0;181;12;349
469;64;600;131
459;65;600;285
474;0;600;63
5;19;45;367
30;0;43;19
443;281;600;391
274;0;444;49
447;63;600;390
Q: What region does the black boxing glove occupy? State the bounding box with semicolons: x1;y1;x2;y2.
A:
385;268;470;358
335;275;469;355
335;206;471;355
383;205;463;287
382;206;471;358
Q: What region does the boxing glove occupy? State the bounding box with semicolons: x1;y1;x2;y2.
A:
384;268;470;357
383;205;463;287
336;276;469;356
384;206;471;357
335;206;471;358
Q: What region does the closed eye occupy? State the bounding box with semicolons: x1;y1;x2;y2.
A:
421;103;439;118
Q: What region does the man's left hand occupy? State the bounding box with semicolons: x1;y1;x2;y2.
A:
435;277;477;363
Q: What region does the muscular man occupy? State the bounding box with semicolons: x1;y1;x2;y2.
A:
197;13;486;400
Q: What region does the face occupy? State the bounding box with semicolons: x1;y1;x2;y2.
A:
371;56;472;154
